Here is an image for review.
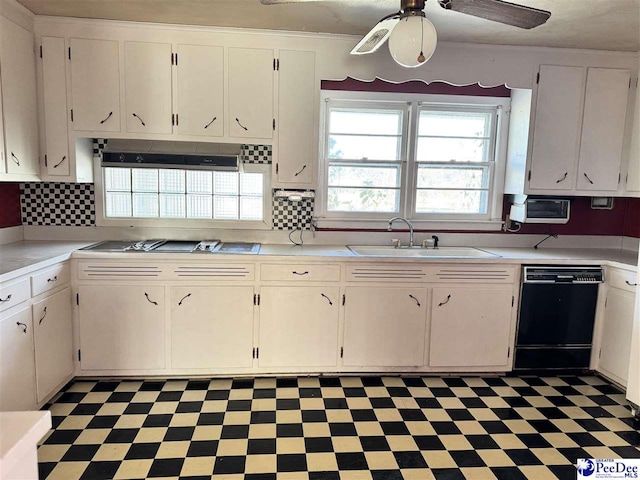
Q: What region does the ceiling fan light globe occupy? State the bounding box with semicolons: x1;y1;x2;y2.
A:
388;15;437;68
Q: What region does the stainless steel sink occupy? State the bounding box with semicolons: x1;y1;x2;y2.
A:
82;240;260;254
347;246;500;258
212;242;261;254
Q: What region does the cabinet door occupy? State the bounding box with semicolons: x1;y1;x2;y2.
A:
70;38;120;132
125;41;173;134
577;68;631;192
0;76;5;175
529;65;585;191
176;44;223;137
228;47;273;139
429;286;513;368
41;36;70;177
259;286;339;367
0;17;39;175
33;288;73;403
598;288;636;386
170;286;253;368
0;307;36;411
276;50;315;185
78;285;165;370
343;286;427;367
627;79;640;193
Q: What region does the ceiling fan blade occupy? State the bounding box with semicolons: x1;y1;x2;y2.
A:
259;0;328;4
350;15;400;55
439;0;550;29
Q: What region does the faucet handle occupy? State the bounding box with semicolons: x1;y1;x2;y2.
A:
391;239;402;248
421;238;435;249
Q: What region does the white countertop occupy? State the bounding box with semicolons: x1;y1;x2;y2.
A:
0;241;93;282
0;411;51;476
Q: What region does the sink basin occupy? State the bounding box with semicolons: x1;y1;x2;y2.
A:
347;246;500;258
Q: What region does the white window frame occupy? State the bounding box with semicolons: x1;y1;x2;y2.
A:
94;158;272;229
317;90;510;231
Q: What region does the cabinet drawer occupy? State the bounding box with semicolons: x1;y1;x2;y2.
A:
261;264;340;282
0;278;30;312
31;263;70;296
609;268;638;293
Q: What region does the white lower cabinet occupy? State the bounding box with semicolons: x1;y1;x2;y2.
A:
598;287;636;386
258;286;339;367
78;285;165;371
343;286;428;368
429;286;514;369
170;286;254;369
33;288;73;403
0;307;36;411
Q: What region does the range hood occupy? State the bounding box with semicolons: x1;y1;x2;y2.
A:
101;139;242;171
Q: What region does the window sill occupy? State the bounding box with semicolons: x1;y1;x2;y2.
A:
315;218;505;232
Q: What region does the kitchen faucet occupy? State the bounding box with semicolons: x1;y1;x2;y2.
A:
388;217;415;247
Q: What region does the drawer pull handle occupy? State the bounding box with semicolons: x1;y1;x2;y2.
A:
178;293;192;306
294;165;307;177
100;111;113;124
204;116;217;129
555;172;568;183
53;156;66;169
321;293;333;305
16;322;27;333
235;117;248;131
144;292;158;305
292;271;309;276
409;294;421;307
47;276;58;283
626;280;638;287
583;172;594;185
132;113;146;126
39;307;47;324
11;152;20;166
0;294;12;303
438;294;451;307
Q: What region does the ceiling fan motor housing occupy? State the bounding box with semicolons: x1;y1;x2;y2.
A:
401;0;426;14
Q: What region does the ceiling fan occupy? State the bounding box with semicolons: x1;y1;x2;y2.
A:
259;0;551;68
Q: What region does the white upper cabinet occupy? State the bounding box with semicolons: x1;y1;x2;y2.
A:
41;36;70;177
275;50;315;186
70;38;120;132
176;44;224;137
228;47;274;139
0;76;5;175
124;41;173;134
626;75;640;194
0;16;39;179
576;68;630;192
528;65;585;191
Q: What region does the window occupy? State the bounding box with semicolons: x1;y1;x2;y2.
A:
320;91;509;229
97;165;270;228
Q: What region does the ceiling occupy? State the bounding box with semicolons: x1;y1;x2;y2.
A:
16;0;640;52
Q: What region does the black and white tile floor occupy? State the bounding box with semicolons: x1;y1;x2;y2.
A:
37;375;640;480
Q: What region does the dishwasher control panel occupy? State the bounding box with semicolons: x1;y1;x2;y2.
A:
523;265;604;284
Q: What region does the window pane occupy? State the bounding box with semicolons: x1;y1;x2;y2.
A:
214;172;239;195
132;169;158;192
159;169;185;193
132;193;159;217
105;168;131;192
186;194;213;219
105;192;131;217
418;111;491;137
328;164;400;188
240;197;263;221
329;135;401;161
327;187;399;213
417;165;490;189
240;173;263;196
329;109;403;135
187;171;213;194
416;137;488;163
214;196;238;219
415;189;488;214
159;194;186;218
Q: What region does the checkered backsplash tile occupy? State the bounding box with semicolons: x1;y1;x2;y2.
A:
272;190;315;230
20;183;95;226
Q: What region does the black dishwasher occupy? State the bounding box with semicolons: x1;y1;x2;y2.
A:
514;265;604;370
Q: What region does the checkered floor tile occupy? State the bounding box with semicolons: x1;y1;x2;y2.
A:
38;375;639;480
